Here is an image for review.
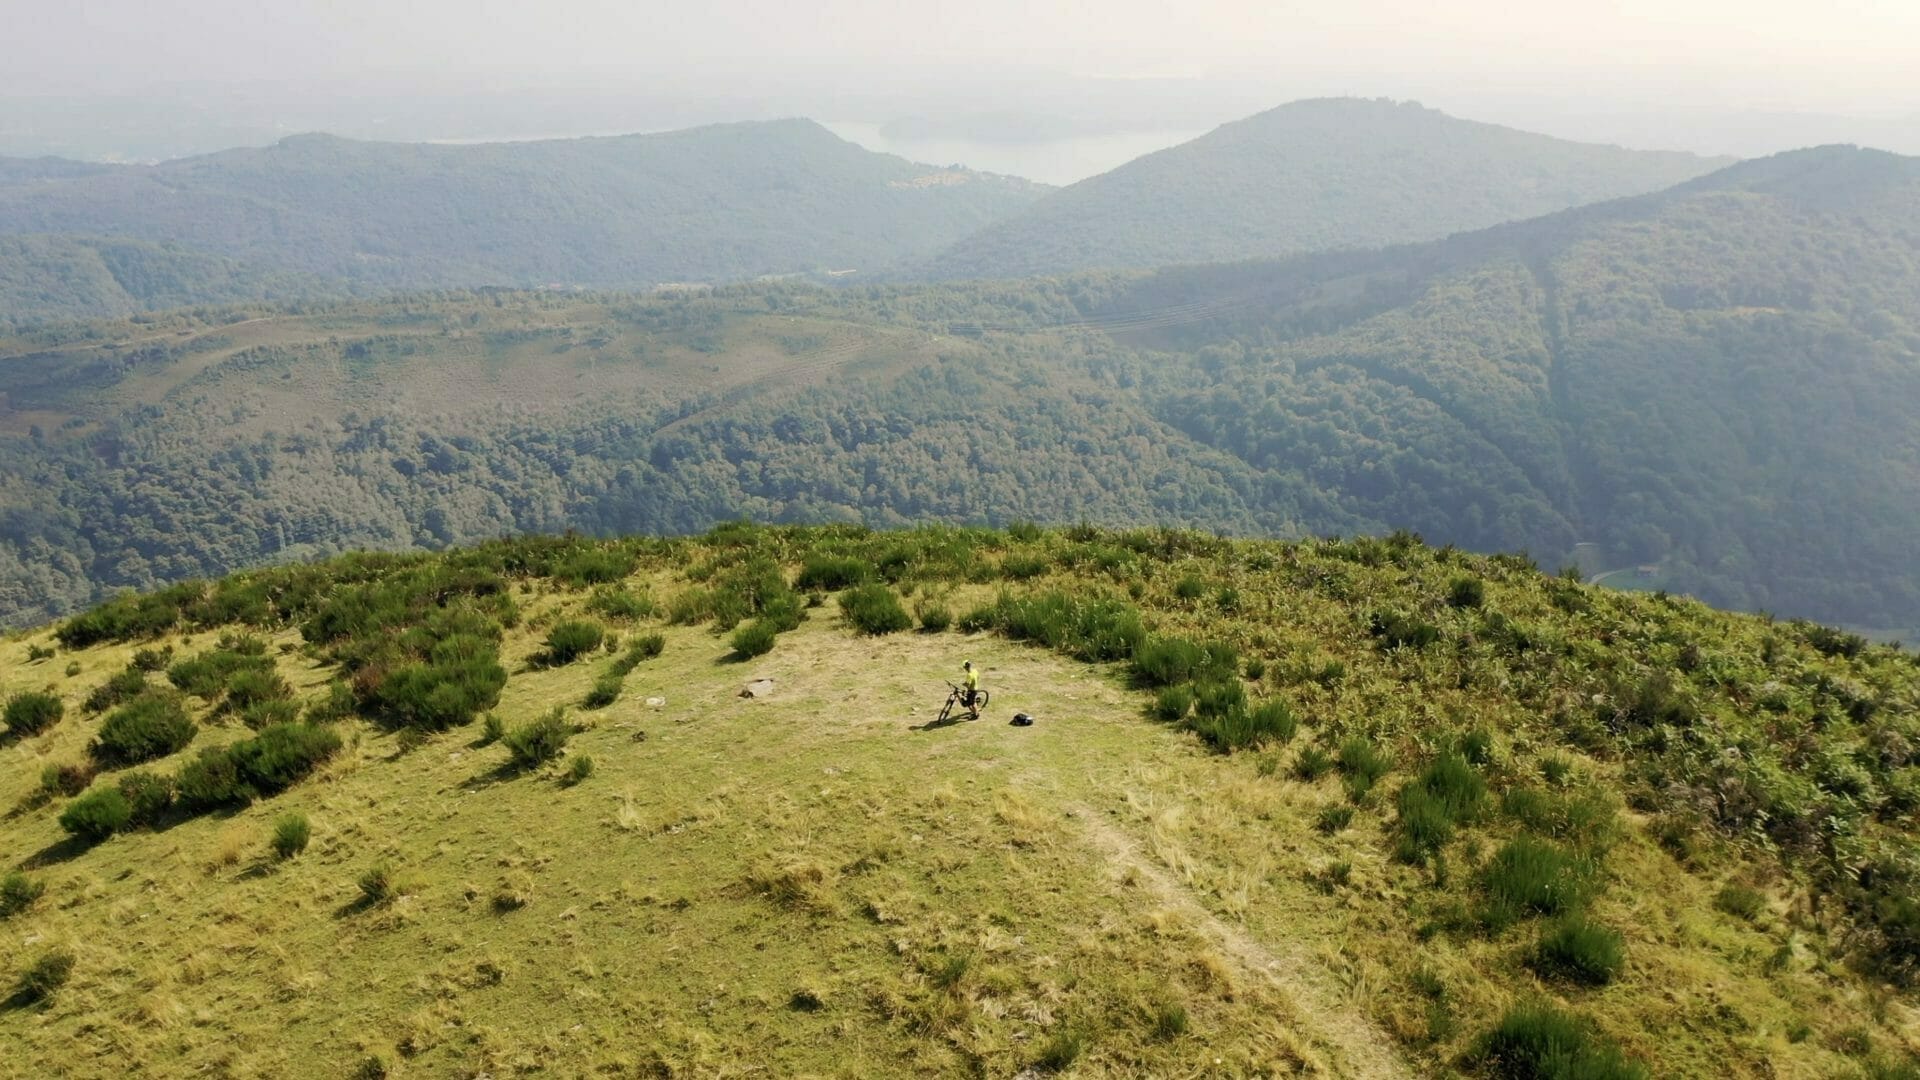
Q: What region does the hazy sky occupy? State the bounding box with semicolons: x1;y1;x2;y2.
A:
6;0;1918;109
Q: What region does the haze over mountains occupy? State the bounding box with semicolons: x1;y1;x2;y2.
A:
0;99;1738;324
920;99;1729;279
0;119;1044;321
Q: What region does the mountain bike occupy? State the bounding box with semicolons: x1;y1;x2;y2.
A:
937;681;988;724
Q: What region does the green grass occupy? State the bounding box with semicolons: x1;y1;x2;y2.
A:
0;525;1912;1077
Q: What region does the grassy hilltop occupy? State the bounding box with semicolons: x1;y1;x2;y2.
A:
3;524;1918;1077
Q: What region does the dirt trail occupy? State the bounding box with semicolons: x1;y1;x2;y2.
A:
1074;806;1412;1078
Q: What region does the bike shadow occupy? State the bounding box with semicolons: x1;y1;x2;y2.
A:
909;713;980;732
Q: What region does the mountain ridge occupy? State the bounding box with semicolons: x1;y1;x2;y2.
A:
0;118;1048;321
919;97;1733;280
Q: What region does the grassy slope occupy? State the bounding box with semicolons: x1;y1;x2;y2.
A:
4;527;1917;1077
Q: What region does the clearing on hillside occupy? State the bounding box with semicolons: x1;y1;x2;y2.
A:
2;525;1916;1077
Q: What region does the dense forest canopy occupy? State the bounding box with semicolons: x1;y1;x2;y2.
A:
1;146;1916;635
918;98;1729;280
0;120;1045;323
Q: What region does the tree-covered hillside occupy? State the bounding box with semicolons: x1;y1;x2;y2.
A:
920;98;1727;279
1099;145;1920;628
1;149;1916;632
0;121;1045;320
0;235;346;325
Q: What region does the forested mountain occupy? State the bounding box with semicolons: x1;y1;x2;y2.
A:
1099;145;1920;627
921;98;1728;279
0;235;346;325
1;147;1916;632
0;121;1045;320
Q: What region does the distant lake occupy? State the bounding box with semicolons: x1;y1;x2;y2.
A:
822;122;1205;186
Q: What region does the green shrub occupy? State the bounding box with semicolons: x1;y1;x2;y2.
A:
504;709;571;769
795;554;876;591
1007;521;1043;542
271;812;311;859
4;691;64;737
1418;753;1487;815
129;646;174;672
918;603;954;632
56;584;198;647
91;693;195;766
583;672;624;709
1173;574;1206;600
586;585;655;621
552;547;634;588
1715;884;1765;921
1192;679;1246;720
566;756;595;785
1482;837;1591;928
176;747;246;810
479;713;505;745
224;667;292;711
15;948;75;1003
1316;804;1355;834
839;584;912;635
116;771;175;827
0;871;45;918
1805;624;1868;660
230;723;343;794
84;668;150;712
358;638;508;731
1460;729;1495;766
991;592;1145;661
1152;685;1193;723
543;620;605;665
1369;610;1440;650
1151;999;1188;1040
39;761;93;797
1476;1002;1646;1079
1132;636;1235;687
1395;788;1458;864
1000;552;1050;580
304;681;357;725
240;699;302;730
1248;700;1298;744
58;785;132;842
1447;576;1486;609
1541;755;1574;787
1608;671;1697;730
358;863;395;906
759;591;806;633
1531;916;1626;986
64;661;80;677
730;619;779;659
1244;657;1267;681
1294;745;1335;782
167;645;272;700
629;632;666;661
175;723;342;811
27;643;56;662
1193;695;1297;754
1337;737;1392;800
1501;787;1619;850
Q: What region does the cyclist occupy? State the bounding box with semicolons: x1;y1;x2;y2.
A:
962;660;981;720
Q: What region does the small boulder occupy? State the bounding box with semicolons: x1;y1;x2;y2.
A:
645;696;666;708
741;679;775;699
